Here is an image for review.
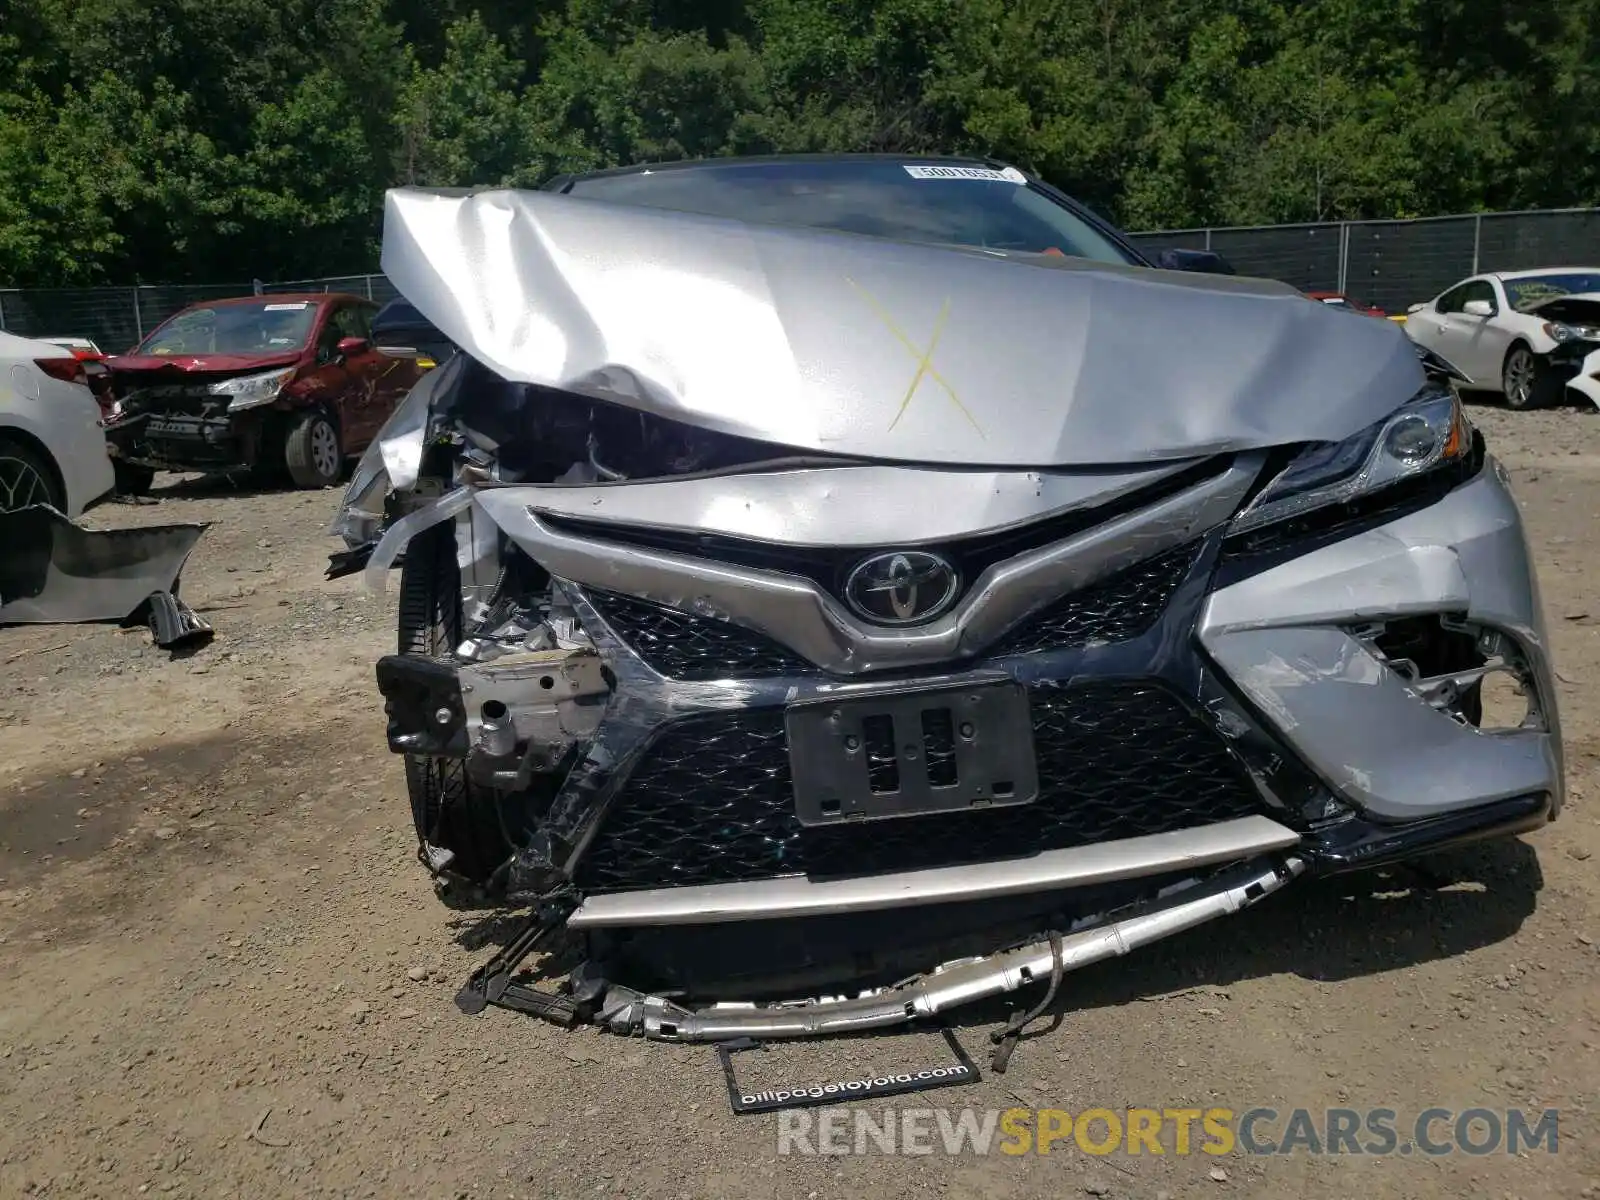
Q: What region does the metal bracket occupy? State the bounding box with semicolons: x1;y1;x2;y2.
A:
454;896;581;1026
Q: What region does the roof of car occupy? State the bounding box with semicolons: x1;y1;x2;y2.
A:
548;152;1023;189
1493;267;1600;281
174;292;369;309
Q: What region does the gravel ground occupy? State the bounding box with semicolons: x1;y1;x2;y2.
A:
2;406;1599;1199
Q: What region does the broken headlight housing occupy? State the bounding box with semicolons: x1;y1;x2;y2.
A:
1231;387;1474;535
210;366;296;412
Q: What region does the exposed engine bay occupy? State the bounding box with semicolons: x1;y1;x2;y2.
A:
333;184;1562;1057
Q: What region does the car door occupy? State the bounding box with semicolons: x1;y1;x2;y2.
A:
345;300;422;445
311;303;384;449
1444;279;1507;385
1405;283;1460;356
1422;279;1499;384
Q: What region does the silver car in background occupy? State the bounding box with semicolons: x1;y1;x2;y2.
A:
335;157;1561;1043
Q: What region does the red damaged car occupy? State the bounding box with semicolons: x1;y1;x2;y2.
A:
1304;290;1388;318
103;293;424;491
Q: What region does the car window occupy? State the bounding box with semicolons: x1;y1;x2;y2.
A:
1461;280;1497;311
1435;283;1468;314
562;159;1138;265
344;304;374;339
139;300;320;355
317;305;370;360
1503;272;1600;311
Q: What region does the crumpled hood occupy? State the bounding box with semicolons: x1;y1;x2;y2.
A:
110;351;301;376
1523;291;1600;322
380;187;1426;466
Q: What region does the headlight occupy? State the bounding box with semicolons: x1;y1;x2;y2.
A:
1544;321;1600;343
1231;388;1474;534
209;367;295;411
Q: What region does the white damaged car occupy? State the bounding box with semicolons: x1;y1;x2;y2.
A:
1404;268;1600;408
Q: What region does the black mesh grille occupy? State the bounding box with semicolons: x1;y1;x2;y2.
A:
989;543;1202;657
586;590;810;680
577;681;1265;892
588;543;1202;680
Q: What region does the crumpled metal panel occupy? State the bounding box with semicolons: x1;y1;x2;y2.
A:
1204;626;1558;822
329;355;462;548
516;461;1198;547
380;187;1426;466
1200;462;1564;822
0;504;208;625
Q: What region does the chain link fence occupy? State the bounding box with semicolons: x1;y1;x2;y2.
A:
7;207;1600;352
1126;207;1600;313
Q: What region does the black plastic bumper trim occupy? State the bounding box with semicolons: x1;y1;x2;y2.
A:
1304;793;1552;874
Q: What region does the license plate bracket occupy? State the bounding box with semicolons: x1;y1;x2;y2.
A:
785;678;1038;827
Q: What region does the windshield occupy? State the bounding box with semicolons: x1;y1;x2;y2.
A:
1504;273;1600;311
137;300;320;355
561;160;1138;265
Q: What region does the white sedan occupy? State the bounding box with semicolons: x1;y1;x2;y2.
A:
0;331;117;516
1404;268;1600;408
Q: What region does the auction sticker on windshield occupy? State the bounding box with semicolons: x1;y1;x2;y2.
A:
263;302;309;310
903;165;1027;183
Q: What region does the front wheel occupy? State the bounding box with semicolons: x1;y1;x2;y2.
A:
398;522;508;898
1502;345;1540;410
284;410;342;488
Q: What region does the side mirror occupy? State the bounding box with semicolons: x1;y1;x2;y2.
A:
1407;302;1426;315
337;336;371;358
1461;299;1494;318
1156;248;1238;276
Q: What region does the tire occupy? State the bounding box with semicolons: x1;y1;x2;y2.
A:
113;460;155;496
1502;344;1541;410
397;521;507;891
284;410;342;488
0;436;65;514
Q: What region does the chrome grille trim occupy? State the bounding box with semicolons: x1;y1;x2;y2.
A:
471;457;1257;675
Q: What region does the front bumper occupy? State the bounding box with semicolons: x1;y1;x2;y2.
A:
105;408;273;473
1562;346;1600;409
1200;461;1562;823
379;454;1560;932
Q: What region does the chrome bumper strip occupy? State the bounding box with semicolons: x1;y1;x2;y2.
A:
566;815;1301;927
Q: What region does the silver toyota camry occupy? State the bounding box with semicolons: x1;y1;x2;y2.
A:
333;155;1561;1045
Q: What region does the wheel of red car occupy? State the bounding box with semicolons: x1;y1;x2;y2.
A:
0;436;64;515
284;410;342;488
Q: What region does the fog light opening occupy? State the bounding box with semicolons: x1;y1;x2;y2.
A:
1352;614;1543;733
1477;669;1533;731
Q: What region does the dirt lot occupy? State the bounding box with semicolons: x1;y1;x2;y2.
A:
2;405;1599;1199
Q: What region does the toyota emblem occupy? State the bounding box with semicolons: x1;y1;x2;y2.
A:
843;551;961;626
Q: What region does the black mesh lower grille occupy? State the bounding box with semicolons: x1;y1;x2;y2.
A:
988;543;1202;657
586;590;811;680
577;681;1265;892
